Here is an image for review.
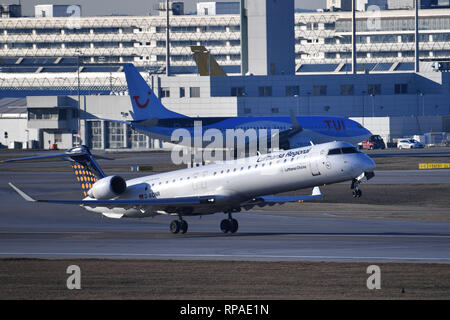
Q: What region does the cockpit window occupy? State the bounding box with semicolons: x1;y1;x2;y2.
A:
341;147;359;154
328;148;341;155
328;147;360;155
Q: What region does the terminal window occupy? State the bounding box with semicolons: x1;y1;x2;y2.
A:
190;87;200;98
131;128;147;149
231;87;245;97
54;133;62;143
108;122;124;149
313;85;327;96
340;85;354;96
394;83;408;94
89;121;102;149
368;84;381;95
258;86;272;97
28;109;58;120
285;85;300;97
160;87;170;98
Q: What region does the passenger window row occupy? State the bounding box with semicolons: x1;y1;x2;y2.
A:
150;157;302;187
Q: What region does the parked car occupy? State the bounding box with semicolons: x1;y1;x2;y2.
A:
397;139;425;149
361;135;386;150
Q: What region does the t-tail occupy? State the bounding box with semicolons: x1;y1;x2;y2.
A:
123;63;186;121
3;145;109;198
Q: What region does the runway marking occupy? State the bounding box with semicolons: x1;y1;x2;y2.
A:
1;232;450;239
1;252;450;262
0;232;102;234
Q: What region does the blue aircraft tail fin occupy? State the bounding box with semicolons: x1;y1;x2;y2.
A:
123;63;185;120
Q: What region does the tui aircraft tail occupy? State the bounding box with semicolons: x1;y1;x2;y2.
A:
3;145;109;198
123;63;186;121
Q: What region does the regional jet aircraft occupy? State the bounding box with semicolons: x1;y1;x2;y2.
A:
99;64;371;150
7;141;375;234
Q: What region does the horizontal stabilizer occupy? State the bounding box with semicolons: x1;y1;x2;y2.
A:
9;183;206;208
9;183;36;202
2;146;113;163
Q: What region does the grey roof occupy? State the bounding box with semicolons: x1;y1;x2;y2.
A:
0;98;27;114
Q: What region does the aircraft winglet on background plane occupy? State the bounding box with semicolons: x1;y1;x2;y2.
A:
5;141;375;234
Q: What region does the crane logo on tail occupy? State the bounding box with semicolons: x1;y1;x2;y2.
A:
133;91;152;109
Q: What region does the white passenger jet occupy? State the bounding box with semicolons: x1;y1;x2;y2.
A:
6;141;375;234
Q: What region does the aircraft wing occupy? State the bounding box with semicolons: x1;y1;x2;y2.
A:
9;183;212;208
91;118;134;126
93;117;162;128
244;187;322;205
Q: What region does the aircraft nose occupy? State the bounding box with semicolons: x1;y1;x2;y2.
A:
363;127;372;139
362;155;376;172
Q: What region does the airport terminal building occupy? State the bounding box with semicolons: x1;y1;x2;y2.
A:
0;1;450;150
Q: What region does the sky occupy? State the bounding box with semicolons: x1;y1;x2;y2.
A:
4;0;325;17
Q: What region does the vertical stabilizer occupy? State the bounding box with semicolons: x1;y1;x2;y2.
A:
190;46;227;76
123;63;186;120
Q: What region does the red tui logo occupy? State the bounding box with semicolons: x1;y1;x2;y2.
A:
324;120;346;131
133;91;152;109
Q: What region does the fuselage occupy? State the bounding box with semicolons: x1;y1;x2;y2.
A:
132;115;371;148
83;141;375;218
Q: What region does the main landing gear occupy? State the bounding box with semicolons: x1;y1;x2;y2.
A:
169;213;240;234
170;217;188;234
220;213;239;234
351;178;362;198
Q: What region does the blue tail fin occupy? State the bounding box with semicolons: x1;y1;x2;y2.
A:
123;63;185;120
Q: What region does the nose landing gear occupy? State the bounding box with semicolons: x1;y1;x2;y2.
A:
351;178;362;198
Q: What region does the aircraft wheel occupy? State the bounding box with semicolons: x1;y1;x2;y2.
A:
170;220;180;234
357;189;362;198
230;219;239;233
220;219;231;233
180;220;188;234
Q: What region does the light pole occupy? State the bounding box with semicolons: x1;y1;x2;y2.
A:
25;129;29;149
165;0;170;76
421;92;425;116
294;94;300;115
362;90;366;127
76;49;82;146
370;93;375;117
307;92;311;115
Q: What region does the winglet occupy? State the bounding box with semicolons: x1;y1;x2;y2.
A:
289;109;303;132
9;183;36;202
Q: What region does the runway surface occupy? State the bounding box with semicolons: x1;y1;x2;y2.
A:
366;147;450;158
1;170;449;263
